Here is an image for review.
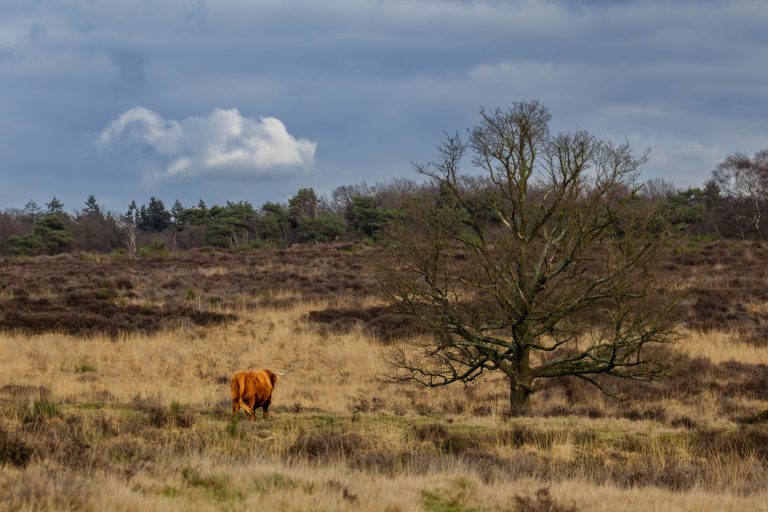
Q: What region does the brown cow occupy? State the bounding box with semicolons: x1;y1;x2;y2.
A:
230;369;286;420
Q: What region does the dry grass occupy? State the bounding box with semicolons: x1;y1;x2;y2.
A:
677;328;768;364
1;300;767;510
1;241;768;510
0;303;513;423
5;460;767;512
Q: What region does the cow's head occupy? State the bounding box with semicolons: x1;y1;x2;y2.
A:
268;369;288;386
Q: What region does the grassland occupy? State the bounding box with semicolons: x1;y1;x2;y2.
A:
1;241;767;511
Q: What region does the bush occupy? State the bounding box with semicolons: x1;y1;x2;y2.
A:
133;397;194;429
414;422;448;444
137;239;169;257
181;467;242;501
514;488;579;512
74;358;97;373
22;398;61;424
289;430;367;460
0;428;33;467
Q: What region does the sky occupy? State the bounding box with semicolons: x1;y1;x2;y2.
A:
1;0;767;212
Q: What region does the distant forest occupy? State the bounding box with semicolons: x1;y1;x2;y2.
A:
1;148;767;256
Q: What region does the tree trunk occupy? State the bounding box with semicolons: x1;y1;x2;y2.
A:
507;340;532;415
508;379;532;416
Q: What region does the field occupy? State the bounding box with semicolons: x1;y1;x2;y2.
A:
1;242;768;511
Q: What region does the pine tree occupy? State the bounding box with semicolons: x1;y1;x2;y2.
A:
23;200;42;221
46;196;65;215
82;195;102;219
8;212;72;255
260;202;292;246
125;200;138;225
288;188;319;220
138;197;171;232
171;200;186;229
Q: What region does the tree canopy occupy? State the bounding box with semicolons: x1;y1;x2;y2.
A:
382;101;680;411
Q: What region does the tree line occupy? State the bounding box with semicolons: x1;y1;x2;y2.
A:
1;146;767;256
0;183;412;256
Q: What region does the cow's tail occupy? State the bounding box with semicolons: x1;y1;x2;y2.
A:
232;373;254;415
239;396;254;415
237;374;255;415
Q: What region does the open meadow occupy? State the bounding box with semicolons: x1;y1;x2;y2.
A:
1;242;768;511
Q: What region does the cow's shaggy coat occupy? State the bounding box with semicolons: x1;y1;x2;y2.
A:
230;369;280;419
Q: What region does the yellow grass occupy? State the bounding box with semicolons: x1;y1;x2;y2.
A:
4;459;768;512
677;328;768;364
0;297;512;416
1;302;768;510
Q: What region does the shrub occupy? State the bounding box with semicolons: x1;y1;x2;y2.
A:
181;467;242;501
421;490;468;512
0;428;33;467
137;240;169;258
289;430;367;460
671;416;700;429
414;422;449;444
514;488;579;512
133;397;194;429
22;398;61;424
74;358;97;373
738;409;768;425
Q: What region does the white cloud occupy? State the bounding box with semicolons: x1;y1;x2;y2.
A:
97;107;316;180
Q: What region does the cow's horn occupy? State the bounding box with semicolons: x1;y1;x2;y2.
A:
274;370;288;376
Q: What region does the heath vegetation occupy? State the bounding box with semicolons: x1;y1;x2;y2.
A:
2;104;768;510
0;238;767;511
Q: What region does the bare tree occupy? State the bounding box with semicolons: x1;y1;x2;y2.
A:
382;101;679;412
710;149;768;239
330;183;376;214
119;201;139;255
0;211;23;253
642;178;677;201
121;219;139;255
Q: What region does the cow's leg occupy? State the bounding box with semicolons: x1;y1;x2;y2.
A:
262;398;272;419
247;397;257;421
232;399;240;417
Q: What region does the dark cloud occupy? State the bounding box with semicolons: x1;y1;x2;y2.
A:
0;0;766;210
0;46;17;60
108;50;147;89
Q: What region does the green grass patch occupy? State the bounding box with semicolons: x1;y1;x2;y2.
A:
422;490;476;512
23;398;61;424
76;402;107;410
162;486;183;498
74;358;97;373
181;467;242;502
226;418;239;437
252;472;315;495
